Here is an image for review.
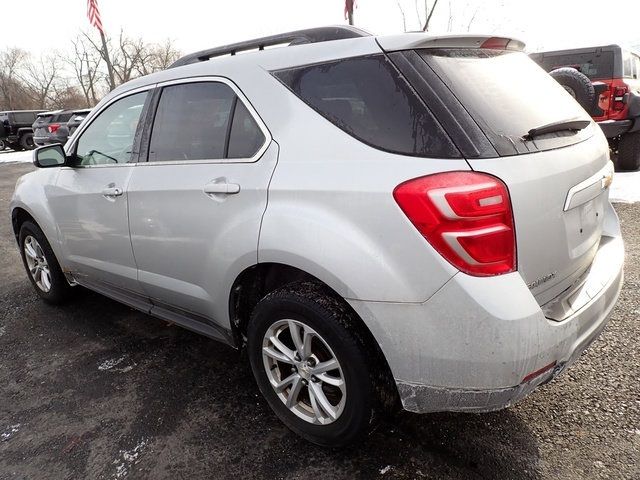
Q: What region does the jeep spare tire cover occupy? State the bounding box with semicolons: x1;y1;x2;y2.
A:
549;67;596;111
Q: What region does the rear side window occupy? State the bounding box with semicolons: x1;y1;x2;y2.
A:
12;112;37;123
421;49;592;155
227;101;265;159
273;55;460;158
148;82;265;162
532;51;614;80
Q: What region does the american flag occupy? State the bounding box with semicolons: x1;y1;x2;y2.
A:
87;0;104;35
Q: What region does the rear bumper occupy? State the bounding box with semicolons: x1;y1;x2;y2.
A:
349;234;624;414
33;135;66;146
597;119;633;138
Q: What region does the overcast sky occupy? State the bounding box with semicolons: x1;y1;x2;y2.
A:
2;0;640;56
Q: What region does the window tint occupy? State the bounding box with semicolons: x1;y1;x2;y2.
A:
13;112;38;123
421;49;591;155
75;91;147;166
149;82;235;162
533;51;614;80
58;112;74;123
227;101;265;158
274;55;460;158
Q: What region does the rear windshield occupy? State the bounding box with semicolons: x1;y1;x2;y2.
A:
273;55;460;158
532;51;614;80
420;49;592;155
57;113;74;122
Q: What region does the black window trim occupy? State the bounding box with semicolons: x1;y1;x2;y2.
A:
138;76;271;166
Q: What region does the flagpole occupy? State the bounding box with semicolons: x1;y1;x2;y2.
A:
99;30;116;91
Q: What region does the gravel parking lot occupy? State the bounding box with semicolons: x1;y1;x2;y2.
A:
0;160;638;480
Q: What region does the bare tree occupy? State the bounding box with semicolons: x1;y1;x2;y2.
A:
82;31;181;87
144;39;181;73
398;0;482;33
396;0;441;32
19;54;60;108
397;1;408;32
68;35;103;107
0;48;28;110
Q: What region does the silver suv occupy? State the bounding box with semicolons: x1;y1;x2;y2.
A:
10;27;624;446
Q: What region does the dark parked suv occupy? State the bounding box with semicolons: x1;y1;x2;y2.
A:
65;109;92;136
531;45;640;170
33;110;76;146
0;110;43;151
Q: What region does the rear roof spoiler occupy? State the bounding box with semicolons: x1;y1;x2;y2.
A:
170;25;371;68
377;33;525;52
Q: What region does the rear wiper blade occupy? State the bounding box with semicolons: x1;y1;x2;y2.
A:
524;119;590;140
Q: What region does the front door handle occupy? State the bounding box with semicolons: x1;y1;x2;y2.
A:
203;182;241;195
102;186;123;198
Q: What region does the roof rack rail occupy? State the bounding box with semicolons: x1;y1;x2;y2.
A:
169;25;371;68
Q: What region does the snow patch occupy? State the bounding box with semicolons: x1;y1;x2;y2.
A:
610;171;640;203
98;355;136;373
1;424;21;441
0;150;33;164
113;439;147;479
98;356;126;371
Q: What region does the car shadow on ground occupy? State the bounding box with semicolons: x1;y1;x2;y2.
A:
0;283;541;479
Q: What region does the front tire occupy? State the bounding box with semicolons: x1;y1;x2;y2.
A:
247;282;373;447
617;131;640;171
19;221;72;304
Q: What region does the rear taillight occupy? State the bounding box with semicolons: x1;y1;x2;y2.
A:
393;172;516;276
47;123;61;133
612;85;628;111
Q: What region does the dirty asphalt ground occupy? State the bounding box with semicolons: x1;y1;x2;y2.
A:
0;160;638;480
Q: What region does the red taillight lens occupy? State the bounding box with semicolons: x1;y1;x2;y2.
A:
612;85;628;111
393;172;516;276
47;123;60;133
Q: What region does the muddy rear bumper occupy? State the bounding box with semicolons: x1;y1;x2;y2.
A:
348;232;624;414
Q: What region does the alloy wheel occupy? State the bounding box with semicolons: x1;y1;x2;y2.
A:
23;236;52;293
261;319;346;425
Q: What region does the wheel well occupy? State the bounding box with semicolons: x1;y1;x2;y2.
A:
229;262;401;411
11;207;36;242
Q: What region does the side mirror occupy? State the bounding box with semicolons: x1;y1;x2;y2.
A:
33;144;67;168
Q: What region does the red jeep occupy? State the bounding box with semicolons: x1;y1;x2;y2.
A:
531;45;640;170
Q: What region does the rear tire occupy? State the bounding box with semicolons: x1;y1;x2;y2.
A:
19;221;73;304
617;131;640;171
550;67;596;112
19;132;36;150
247;282;373;447
0;139;5;151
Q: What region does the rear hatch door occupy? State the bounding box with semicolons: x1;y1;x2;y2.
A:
33;113;53;138
393;45;612;304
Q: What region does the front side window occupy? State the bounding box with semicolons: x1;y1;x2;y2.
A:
75;91;147;166
273;55;460;158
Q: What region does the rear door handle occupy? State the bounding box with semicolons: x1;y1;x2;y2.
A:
203;182;241;195
102;186;123;198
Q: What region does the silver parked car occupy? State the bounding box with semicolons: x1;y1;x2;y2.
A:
10;27;624;446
